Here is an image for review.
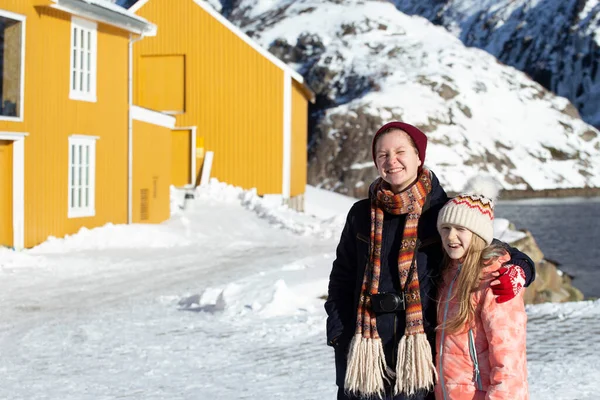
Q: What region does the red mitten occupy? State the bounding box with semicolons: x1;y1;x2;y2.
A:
491;264;526;303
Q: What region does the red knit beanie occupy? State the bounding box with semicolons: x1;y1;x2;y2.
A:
371;121;427;166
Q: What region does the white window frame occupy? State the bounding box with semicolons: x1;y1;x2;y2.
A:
68;135;98;218
69;17;97;102
0;9;26;122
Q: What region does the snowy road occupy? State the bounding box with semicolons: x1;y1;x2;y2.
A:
0;184;598;399
0;242;335;399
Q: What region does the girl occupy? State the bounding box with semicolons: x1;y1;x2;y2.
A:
435;187;528;399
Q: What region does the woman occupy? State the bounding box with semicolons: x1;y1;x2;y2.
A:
325;121;533;400
435;188;528;399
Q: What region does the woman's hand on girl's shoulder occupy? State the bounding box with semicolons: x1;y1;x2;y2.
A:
490;264;526;304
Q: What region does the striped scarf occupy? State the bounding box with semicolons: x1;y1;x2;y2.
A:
344;169;437;398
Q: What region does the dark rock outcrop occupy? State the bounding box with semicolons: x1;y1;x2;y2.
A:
510;229;585;304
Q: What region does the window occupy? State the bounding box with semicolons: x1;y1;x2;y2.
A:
0;10;25;120
70;17;97;102
68;136;97;218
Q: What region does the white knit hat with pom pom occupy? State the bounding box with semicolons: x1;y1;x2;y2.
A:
436;176;500;246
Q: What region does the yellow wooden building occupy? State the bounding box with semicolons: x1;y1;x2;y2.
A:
0;0;173;249
129;0;314;210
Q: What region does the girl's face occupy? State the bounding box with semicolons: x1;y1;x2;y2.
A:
374;130;421;193
440;224;473;260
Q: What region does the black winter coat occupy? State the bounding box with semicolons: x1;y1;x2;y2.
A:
325;173;535;400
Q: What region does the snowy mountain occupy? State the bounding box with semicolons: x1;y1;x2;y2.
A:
213;0;600;196
392;0;600;129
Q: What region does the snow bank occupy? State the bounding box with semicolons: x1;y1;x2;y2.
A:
29;223;192;253
189;179;349;239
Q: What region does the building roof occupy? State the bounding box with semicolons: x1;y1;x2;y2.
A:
46;0;156;35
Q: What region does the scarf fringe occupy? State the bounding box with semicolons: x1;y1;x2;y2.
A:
393;333;437;396
344;334;393;399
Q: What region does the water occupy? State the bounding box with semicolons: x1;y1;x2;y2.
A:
495;197;600;298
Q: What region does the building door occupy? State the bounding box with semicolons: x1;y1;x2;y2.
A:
0;140;13;247
171;129;191;187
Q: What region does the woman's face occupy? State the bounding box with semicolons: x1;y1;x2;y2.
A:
439;224;473;260
374;130;421;193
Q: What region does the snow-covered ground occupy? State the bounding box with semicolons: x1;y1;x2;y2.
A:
0;181;597;399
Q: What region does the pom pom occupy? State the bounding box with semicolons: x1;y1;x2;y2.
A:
461;176;501;202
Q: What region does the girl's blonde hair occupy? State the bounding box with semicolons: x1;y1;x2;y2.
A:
439;234;506;334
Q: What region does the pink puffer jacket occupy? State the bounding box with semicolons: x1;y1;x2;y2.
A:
435;252;528;400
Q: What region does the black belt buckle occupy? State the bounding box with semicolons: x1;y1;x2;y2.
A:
370;292;405;313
